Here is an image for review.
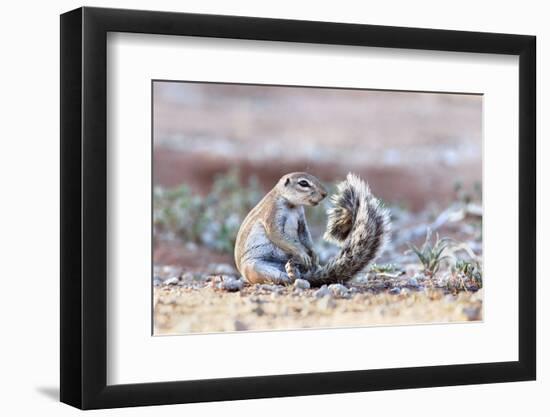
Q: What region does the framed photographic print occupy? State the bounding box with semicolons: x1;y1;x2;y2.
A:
60;6;536;409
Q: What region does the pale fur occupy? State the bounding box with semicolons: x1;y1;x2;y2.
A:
234;172;327;284
304;173;391;285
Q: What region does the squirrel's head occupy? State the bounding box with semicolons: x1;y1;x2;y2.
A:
276;172;328;207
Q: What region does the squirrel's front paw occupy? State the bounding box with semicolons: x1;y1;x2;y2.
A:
311;252;320;270
285;259;301;281
296;252;312;270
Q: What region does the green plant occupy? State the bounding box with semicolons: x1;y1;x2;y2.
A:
369;263;399;274
153;184;206;243
453;259;483;288
153;168;263;254
406;229;454;276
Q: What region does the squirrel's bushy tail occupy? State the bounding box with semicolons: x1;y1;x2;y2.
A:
305;173;391;286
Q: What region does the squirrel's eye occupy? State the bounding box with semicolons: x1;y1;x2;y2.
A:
298;180;310;188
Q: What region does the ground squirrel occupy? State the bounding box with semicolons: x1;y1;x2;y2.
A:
234;172;391;286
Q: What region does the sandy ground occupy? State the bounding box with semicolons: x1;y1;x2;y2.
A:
152;191;483;335
154;281;483;335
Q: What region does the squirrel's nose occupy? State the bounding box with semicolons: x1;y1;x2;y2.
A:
321;190;328;198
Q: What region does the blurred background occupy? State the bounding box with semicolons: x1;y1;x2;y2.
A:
153;81;482;272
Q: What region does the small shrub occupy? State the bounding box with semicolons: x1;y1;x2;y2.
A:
153;184;206;243
406;229;454;276
453;259;483;288
154;168;262;254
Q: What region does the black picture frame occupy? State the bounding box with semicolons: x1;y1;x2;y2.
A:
60;6;536;410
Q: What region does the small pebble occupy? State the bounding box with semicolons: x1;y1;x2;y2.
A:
314;285;330;298
328;283;350;298
163;277;180;286
293;279;311;290
407;276;419;287
217;276;244;292
389;287;401;295
354;274;370;284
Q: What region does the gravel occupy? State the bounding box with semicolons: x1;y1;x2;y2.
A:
211;275;244;291
328;283;350;298
314;285;330;298
294;279;311;290
407;276;419;287
163;277;181;286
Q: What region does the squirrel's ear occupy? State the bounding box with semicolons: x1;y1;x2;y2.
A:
284;177;290;186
